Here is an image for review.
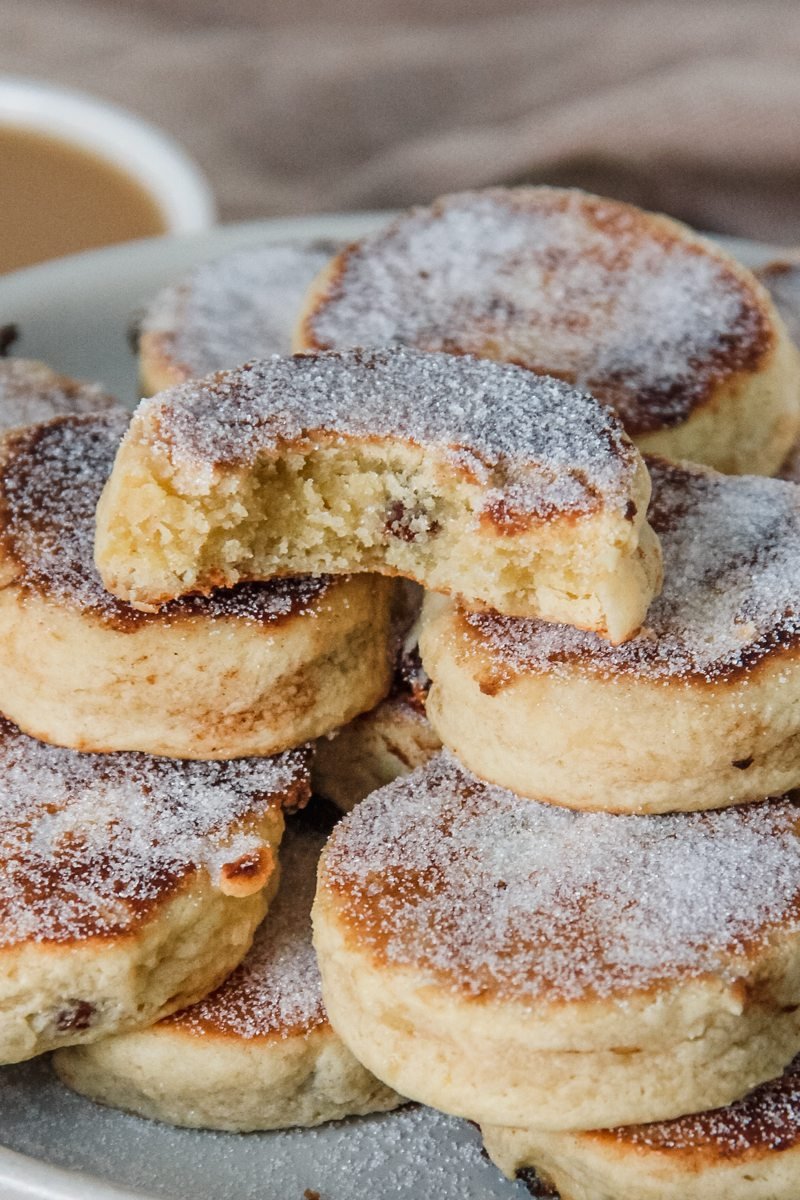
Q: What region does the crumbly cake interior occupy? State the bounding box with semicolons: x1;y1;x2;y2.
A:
0;412;336;629
304;189;771;435
143;240;340;377
97;349;656;637
123;439;628;619
165;826;327;1040
461;457;800;682
320;753;800;1003
0;715;307;947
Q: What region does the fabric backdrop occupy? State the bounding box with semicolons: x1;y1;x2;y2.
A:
5;0;800;243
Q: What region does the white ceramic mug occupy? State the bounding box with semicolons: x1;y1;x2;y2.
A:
0;75;216;235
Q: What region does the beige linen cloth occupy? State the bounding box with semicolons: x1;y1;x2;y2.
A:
4;0;800;242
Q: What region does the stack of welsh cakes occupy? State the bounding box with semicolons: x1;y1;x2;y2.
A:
3;187;800;1200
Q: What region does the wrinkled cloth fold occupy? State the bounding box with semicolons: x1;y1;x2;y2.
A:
4;0;800;241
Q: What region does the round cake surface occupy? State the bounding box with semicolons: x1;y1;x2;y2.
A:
0;716;306;950
458;457;800;685
299;188;776;438
134;348;640;525
319;753;800;1006
53;818;403;1130
0;713;309;1064
0;358;118;429
483;1056;800;1200
0;410;394;759
139;240;340;389
420;457;800;812
606;1054;800;1160
314;754;800;1126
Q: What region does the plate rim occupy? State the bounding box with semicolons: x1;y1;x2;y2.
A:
0;211;391;291
0;1143;161;1200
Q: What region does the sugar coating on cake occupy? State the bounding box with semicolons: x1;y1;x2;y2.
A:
462;458;800;682
165;827;326;1040
305;189;770;435
138;348;640;521
320;753;800;1003
609;1054;800;1155
0;412;335;627
0;715;307;948
0;359;118;430
142;240;340;378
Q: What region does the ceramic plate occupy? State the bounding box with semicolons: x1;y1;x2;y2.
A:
0;216;787;1200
